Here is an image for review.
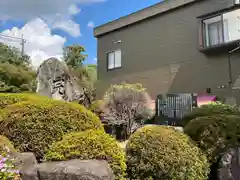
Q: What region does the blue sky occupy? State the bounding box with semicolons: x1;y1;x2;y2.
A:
0;0;161;67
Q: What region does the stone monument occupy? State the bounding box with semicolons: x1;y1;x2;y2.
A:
36;58;90;107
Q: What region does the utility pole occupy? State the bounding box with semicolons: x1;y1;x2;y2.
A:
20;34;26;57
0;34;27;57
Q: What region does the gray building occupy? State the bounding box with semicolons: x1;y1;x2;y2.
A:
94;0;240;103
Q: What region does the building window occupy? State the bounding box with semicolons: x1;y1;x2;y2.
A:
202;8;240;47
107;50;122;70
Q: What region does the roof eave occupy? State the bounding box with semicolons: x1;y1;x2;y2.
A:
94;0;203;38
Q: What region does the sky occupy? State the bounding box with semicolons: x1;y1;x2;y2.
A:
0;0;161;68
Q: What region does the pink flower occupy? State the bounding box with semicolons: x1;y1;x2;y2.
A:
0;158;7;163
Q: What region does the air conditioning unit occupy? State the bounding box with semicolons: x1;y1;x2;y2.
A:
235;0;240;5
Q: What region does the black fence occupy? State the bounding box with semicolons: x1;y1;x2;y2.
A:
153;93;198;126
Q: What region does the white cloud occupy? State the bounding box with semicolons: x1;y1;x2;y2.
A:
52;19;81;37
0;0;105;20
0;0;105;36
0;18;66;68
94;57;97;61
68;4;81;15
87;21;95;28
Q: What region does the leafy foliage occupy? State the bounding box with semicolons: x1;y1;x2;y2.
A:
0;136;20;180
45;130;126;180
0;63;36;92
126;125;209;180
72;64;97;103
184;115;240;163
0;93;48;109
0;43;36;93
63;44;97;103
103;83;154;137
0;42;30;67
0;154;21;180
182;102;240;127
0;98;104;162
0;136;16;157
63;44;87;68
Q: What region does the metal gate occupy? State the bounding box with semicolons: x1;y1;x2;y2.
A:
155;93;197;126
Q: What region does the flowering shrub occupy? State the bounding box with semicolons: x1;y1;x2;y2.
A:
0;154;21;180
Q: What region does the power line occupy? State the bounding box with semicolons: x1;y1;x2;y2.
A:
0;34;23;41
0;33;27;56
0;37;20;43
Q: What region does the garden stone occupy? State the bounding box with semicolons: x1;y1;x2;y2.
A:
218;147;240;180
21;159;114;180
15;152;38;172
36;58;90;107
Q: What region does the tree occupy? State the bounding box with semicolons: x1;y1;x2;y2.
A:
63;44;87;68
102;83;154;138
62;44;97;104
0;42;30;67
73;64;97;103
0;63;36;92
0;42;36;92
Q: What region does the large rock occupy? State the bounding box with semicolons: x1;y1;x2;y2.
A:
15;152;38;172
21;159;114;180
218;147;240;180
36;58;90;107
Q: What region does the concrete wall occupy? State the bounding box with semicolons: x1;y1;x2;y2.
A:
96;0;240;103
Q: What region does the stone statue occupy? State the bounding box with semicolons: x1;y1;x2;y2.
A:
36;58;90;107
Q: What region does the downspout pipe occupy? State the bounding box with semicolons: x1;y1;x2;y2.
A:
228;43;240;87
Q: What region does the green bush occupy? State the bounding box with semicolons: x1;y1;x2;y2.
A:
45;130;126;180
182;102;240;127
0;62;36;89
184;115;240;163
0;100;104;162
19;84;30;91
0;135;16;156
126;125;209;180
0;93;48;109
103;83;154;138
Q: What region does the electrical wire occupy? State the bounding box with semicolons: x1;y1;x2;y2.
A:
0;34;22;41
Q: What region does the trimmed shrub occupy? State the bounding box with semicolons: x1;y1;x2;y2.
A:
19;84;30;91
45;130;126;180
182;102;240;127
126;125;209;180
0;100;104;162
0;93;47;109
0;135;16;156
103;83;154;138
184;115;240;163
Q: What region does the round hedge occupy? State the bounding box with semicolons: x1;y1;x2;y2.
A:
45;130;126;180
0;93;48;109
182;102;240;127
184;115;240;163
0;135;16;156
126;125;209;180
0;100;104;162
